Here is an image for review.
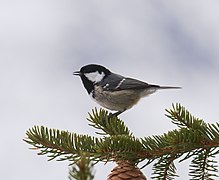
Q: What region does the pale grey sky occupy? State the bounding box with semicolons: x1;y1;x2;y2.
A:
0;0;219;179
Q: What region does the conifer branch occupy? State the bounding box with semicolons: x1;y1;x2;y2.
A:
69;154;95;180
189;148;218;180
87;108;132;136
166;103;206;129
24;104;219;179
24;126;99;162
152;154;179;180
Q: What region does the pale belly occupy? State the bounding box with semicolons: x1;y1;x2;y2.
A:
93;86;142;111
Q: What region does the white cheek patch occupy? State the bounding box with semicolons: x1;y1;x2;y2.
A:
84;71;105;83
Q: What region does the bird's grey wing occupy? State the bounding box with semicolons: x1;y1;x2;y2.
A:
98;73;125;90
99;73;158;91
114;77;159;90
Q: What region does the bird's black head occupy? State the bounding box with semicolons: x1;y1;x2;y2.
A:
73;64;111;94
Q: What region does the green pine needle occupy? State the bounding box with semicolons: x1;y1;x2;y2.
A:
87;108;132;136
24;104;219;179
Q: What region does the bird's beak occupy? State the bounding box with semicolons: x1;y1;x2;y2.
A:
73;71;81;76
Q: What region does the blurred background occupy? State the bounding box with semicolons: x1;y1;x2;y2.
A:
0;0;219;179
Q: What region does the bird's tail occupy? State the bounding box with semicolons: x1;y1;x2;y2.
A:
149;84;181;89
141;85;181;97
158;86;181;89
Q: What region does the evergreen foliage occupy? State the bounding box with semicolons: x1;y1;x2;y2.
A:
69;154;95;180
24;104;219;179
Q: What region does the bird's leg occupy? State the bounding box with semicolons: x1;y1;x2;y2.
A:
112;111;123;116
109;109;126;118
104;110;126;124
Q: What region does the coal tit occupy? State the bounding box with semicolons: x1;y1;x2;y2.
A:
74;64;180;116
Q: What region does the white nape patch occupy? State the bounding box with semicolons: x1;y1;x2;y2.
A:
84;71;105;83
115;78;126;89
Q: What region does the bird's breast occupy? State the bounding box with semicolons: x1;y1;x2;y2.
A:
93;85;141;111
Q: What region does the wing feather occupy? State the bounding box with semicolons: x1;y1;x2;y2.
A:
98;73;157;91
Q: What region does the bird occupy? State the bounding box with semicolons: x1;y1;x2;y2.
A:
73;64;180;116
